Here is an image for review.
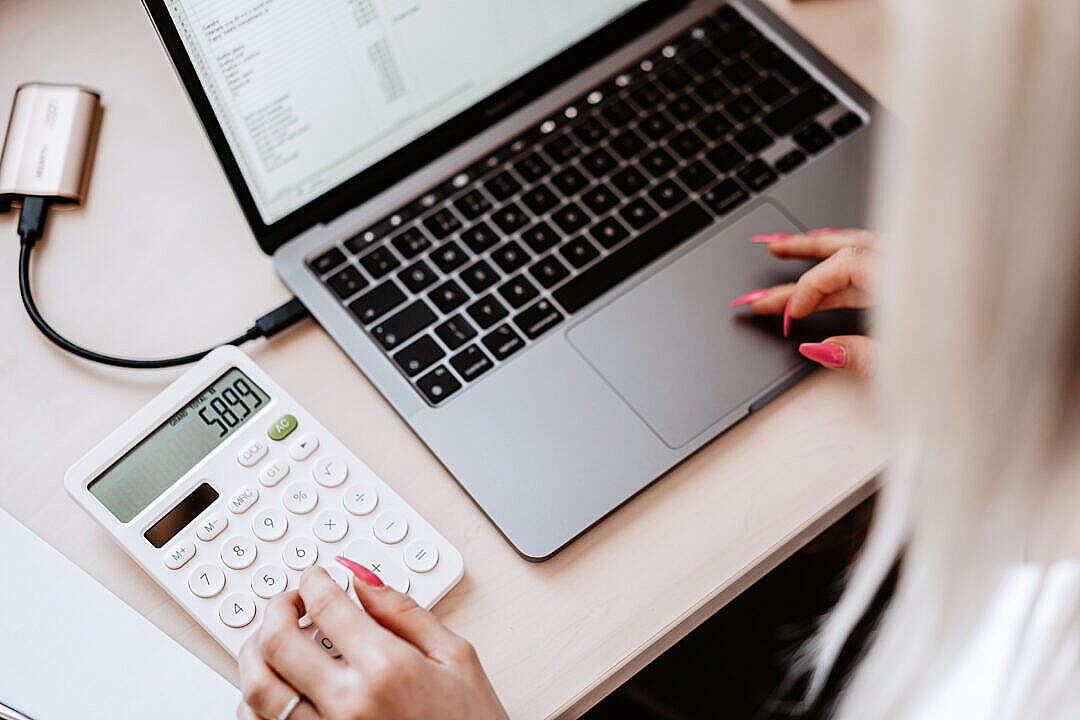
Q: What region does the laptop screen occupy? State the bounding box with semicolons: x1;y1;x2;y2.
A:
164;0;644;225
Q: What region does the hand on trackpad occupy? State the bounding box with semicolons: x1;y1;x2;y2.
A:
567;202;820;449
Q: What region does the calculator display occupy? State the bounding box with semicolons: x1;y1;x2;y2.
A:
88;368;271;522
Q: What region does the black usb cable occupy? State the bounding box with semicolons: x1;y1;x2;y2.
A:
15;196;310;369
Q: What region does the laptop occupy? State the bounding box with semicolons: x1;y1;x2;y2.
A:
143;0;880;560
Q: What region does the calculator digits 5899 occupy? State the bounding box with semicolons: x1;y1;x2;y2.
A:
65;346;464;658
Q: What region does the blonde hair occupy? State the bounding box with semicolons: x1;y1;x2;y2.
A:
804;0;1080;717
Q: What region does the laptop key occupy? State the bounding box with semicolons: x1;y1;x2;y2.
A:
513;299;565;341
611;165;649;196
830;111;863;137
484;170;522;202
560;236;601;268
529;254;571;289
670;128;706;159
431;240;468;273
542;133;581;164
553;202;712;314
522;184;560;215
725;93;762;123
310;247;346;274
453;189;492;221
398;260;438;293
601;98;638;128
491;202;530;234
702;178;750;216
358;246;401;278
571;117;609;147
497;275;540;309
752;76;790;106
668;95;704;123
678;160;715;192
460;259;499;293
466;294;509;330
551;202;590;235
589;216;631;249
581;184;620;215
552;166;589;197
349;280;407;324
722;60;760;89
521;221;561;254
794;121;834;154
694;76;734;105
491;240;530;273
737;158;779;192
639;111;676;142
416;366;461;405
372;299;437;350
325;263;369;299
610;128;648;160
619;198;660;230
449;345;494;382
696;111;734;141
434;313;477;351
734;124;774;154
630;80;665;111
775;148;807;173
763;84;837;136
423;208;462;240
648;179;688;211
391;227;431;259
686;47;722;75
428;279;469;313
393;334;445;377
706;142;745;173
482;324;525;361
514;153;551;184
460;221;500;254
641;147;678;178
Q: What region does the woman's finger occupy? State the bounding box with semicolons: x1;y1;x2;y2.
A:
799;335;875;378
752;228;876;259
337;556;463;663
785;246;876;334
730;284;873;315
238;637;322;720
256;590;347;708
297;565;403;665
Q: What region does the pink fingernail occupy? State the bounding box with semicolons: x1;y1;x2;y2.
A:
335;556;383;587
807;228;838;235
730;288;769;307
799;342;846;368
783;298;793;337
751;233;789;243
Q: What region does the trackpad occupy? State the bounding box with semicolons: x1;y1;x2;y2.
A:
567;202;806;449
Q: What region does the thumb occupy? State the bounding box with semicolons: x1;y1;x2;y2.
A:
798;335;875;378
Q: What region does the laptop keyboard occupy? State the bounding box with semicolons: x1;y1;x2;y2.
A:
307;3;863;406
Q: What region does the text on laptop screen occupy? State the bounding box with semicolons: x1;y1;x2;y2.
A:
165;0;644;224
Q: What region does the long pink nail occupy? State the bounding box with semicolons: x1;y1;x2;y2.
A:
807;228;838;235
799;342;846;368
335;556;383;587
751;233;789;243
730;288;769;307
783;298;793;337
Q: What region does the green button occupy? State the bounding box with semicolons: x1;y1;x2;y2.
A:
267;414;298;441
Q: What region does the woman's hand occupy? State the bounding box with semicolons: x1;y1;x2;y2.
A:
730;228;879;377
237;560;509;720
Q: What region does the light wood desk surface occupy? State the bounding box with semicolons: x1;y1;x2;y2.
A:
0;2;889;717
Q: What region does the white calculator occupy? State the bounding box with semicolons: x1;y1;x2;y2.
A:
65;346;464;658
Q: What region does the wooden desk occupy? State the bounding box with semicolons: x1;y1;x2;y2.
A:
0;2;888;717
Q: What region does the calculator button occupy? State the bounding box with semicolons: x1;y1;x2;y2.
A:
404;540;439;573
252;508;288;542
289;434;319;461
221;536;257;570
163;539;196;570
259;459;290;487
312;456;349;488
219;593;256;628
283;537;318;570
282;482;319;514
313;509;349;543
373;510;409;544
326;564;351;593
188;564;226;598
267;414;299;441
251;565;288;599
237;439;269;467
342;484;378;516
195;513;228;542
228;485;259;514
343;539;410;594
314;630;343;658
